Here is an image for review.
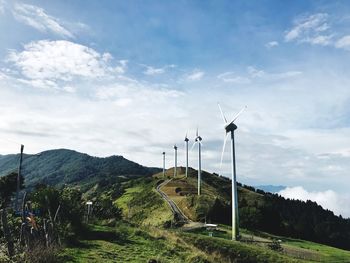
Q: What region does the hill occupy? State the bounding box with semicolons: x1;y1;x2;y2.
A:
148;168;350;251
0;149;160;189
79;169;350;262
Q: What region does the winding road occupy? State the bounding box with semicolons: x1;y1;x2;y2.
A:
156;179;190;224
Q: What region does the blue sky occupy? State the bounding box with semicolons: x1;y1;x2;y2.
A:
0;0;350;217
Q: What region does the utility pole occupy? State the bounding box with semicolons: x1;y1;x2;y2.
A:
15;144;24;211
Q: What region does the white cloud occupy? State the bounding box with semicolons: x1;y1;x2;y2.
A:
217;72;251;84
335;35;350;50
186;69;204;81
142;64;175;76
114;60;128;74
217;67;301;84
248;66;302;80
144;66;165;75
285;13;332;46
7;40;114;90
12;3;74;38
265;41;279;48
278;186;350;218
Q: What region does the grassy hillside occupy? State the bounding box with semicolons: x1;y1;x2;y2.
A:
59;221;350;262
60;223;311;263
115;177;173;226
108;170;350;262
0;149;160;189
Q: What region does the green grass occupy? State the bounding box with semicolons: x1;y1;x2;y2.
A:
188;225;350;262
114;179;173;226
62;174;350;263
60;223;201;263
114;185;143;215
283;238;350;262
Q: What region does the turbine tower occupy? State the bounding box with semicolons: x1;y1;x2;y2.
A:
192;128;202;195
173;145;178;177
218;103;246;241
162;152;166;177
184;133;189;178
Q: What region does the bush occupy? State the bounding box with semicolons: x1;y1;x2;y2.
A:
267;240;283;252
24;243;62;263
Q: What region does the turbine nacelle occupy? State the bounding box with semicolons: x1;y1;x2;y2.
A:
218;103;246;168
225;122;238;133
174;145;178;150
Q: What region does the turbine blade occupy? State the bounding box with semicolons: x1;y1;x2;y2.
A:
229;105;247;124
218;103;228;123
191;141;197;151
196;127;198;137
220;133;229;168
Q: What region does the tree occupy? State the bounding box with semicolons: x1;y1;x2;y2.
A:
0;172;24;209
0;172;24;257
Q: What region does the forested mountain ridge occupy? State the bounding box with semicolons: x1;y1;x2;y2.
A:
201;173;350;251
0;149;160;188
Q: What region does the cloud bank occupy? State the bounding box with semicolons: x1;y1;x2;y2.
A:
279;186;350;218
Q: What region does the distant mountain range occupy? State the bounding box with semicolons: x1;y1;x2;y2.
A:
255;185;286;193
0;149;160;189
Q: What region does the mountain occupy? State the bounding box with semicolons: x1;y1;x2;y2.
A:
256;185;286;193
0;149;160;189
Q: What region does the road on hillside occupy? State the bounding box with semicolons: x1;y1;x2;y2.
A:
156;179;190;224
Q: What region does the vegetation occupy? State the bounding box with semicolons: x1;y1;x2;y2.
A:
115;178;173;226
1;150;350;262
0;149;160;189
174;170;350;251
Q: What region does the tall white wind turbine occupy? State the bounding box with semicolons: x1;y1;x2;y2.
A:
174;145;178;177
218;103;247;241
184;133;189;178
162;152;166;177
191;128;202;195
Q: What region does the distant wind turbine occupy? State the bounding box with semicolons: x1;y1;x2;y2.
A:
218;103;247;241
191;128;202;195
184;133;189;178
173;145;178;177
162;152;166;177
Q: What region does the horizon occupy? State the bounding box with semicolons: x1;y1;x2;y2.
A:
0;0;350;217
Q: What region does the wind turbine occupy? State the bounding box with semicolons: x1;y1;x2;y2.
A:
162;152;166;177
173;145;178;177
184;133;189;178
218;103;246;241
191;128;202;195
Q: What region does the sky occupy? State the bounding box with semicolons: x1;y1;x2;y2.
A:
0;0;350;217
